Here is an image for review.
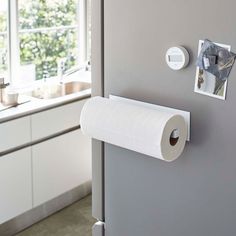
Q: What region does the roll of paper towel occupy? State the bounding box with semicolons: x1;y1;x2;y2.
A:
80;96;187;162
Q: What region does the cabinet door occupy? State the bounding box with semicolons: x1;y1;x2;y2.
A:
32;129;91;207
31;99;88;141
0;148;32;224
0;117;31;153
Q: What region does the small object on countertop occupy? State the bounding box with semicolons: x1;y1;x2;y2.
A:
3;87;19;106
0;77;10;103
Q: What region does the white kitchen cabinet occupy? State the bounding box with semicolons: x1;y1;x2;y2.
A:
32;129;91;207
0;116;31;153
0;98;91;223
0;148;32;224
31;99;88;141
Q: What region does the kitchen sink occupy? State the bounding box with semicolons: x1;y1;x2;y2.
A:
27;81;91;99
64;81;91;95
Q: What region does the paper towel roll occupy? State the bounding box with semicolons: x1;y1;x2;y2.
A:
80;96;187;162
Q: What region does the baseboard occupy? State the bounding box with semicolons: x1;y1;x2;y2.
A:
0;181;92;236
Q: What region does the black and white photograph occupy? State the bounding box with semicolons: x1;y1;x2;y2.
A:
194;40;231;100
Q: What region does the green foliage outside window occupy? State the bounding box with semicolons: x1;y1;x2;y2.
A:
19;0;79;80
0;13;7;32
0;9;7;72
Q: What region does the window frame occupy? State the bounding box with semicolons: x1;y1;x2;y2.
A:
6;0;90;84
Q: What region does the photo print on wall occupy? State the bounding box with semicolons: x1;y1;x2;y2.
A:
194;39;236;100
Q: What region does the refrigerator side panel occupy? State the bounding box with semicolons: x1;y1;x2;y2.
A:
91;0;104;221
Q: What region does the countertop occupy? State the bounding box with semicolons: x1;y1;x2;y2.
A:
0;71;91;124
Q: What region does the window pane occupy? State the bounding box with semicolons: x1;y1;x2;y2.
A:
0;1;8;79
87;0;91;62
19;0;78;29
18;0;79;81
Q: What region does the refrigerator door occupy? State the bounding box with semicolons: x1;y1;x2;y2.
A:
102;0;236;235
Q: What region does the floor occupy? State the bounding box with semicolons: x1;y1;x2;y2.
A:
16;195;96;236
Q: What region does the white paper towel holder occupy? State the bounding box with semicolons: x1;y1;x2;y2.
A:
109;95;191;141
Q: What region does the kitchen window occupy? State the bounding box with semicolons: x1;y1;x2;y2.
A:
0;0;91;86
0;1;8;81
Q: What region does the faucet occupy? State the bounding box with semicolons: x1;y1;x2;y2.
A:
0;77;9;103
57;58;67;83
